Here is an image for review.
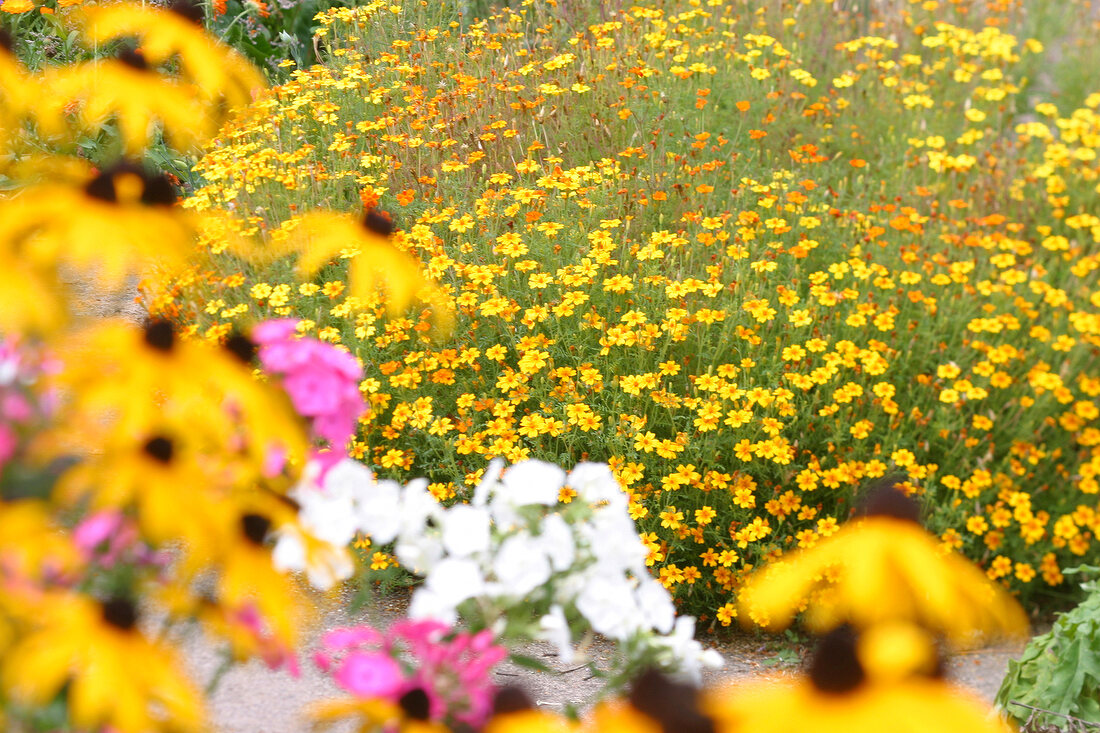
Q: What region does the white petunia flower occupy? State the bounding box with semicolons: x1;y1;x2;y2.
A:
538;604;575;664
652;616;725;684
492;532;551;597
538;513;576;572
271;525;354;590
567;462;626;506
635;575;676;634
441;504;491;558
575;574;642;640
356;478;402;545
420;556;486;607
499;460;566;507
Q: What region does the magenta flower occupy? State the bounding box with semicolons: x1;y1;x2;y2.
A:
333;652;405;698
73;510;139;567
253;319;367;464
314;621;507;728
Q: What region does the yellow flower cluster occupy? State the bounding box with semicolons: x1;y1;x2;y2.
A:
154;0;1100;622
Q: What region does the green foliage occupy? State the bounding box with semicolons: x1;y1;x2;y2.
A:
996;566;1100;728
203;0;350;76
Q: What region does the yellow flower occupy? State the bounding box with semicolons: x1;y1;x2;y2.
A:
0;164;193;289
737;482;1027;646
704;626;1013;733
43;54;211;154
277;210;452;330
0;0;33;13
77;1;265;110
1;594;204;733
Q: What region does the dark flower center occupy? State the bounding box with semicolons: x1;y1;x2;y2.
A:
241;513;271;545
101;597;138;631
85;163;178;206
116;46;148;71
492;686;534;715
858;476;921;524
224;333;257;364
142;435;174;463
628;668;714;733
809;625;866;694
362;209;396;237
398;687;431;721
143;318;176;352
168;0;205;25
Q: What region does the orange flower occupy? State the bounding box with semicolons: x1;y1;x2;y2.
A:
1;0;34;13
850;158;867;168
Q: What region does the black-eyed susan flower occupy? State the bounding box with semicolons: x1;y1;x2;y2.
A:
43;51;211;154
52;432;242;573
0;163;192;289
702;626;1013;733
0;499;82;584
0;30;35;131
737;481;1028;646
0;593;204;733
0;251;66;333
76;0;265;112
276;210;453;330
49;318;308;481
214;512;308;659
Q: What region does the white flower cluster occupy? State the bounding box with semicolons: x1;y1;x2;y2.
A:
272;457;722;681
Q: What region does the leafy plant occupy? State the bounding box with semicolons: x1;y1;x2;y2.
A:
996;566;1100;729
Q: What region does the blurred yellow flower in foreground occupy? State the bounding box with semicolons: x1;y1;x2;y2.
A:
1;594;204;733
738;480;1028;646
704;625;1014;733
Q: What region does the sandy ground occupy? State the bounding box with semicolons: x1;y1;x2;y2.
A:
180;586;1027;733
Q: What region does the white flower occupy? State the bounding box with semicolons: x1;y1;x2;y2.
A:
575;574;641;640
581;511;648;576
441;504;491;558
538;604;575;664
407;588;457;625
492;532;551;597
396;478;443;541
652;616;725;685
356;477;402;545
271;525;354;591
567;462;626;506
500;460;566;507
411;557;485;621
472;458;504;507
635;575;676;634
538;513;575;572
394;532;445;575
293;472;360;547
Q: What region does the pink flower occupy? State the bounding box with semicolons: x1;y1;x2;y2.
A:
312;621;506;727
332;652;404;698
73;511;138;566
235;603;300;677
253;319;367;460
0;424;15;470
